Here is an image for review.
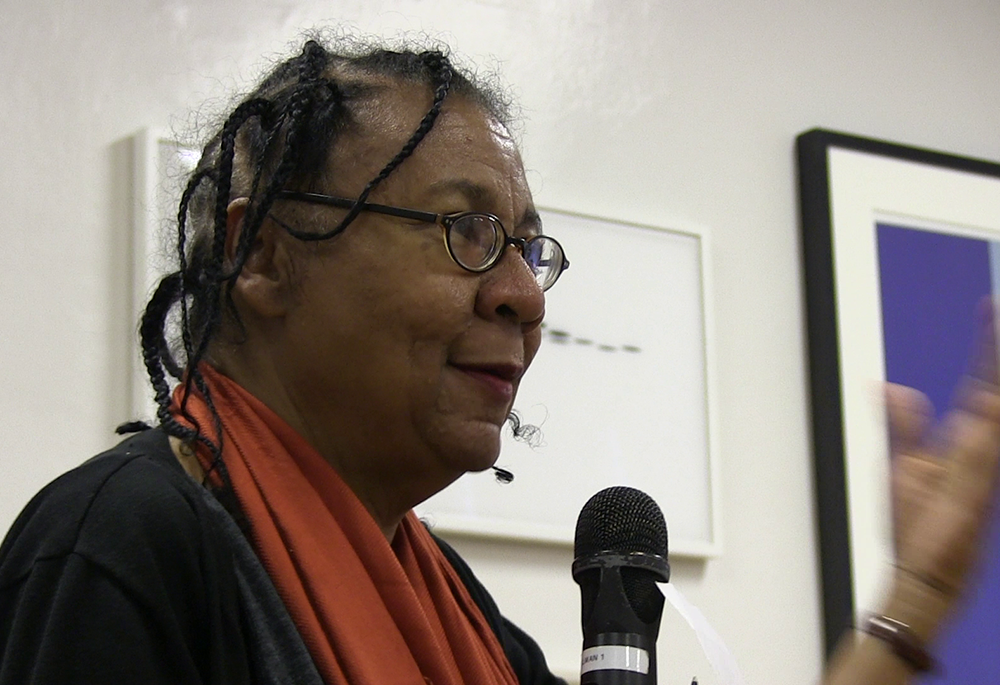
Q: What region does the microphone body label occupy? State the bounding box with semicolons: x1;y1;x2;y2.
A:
580;645;650;675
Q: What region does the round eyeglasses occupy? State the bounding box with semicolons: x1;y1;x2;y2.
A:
274;190;570;291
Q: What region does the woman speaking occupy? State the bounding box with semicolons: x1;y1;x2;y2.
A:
0;35;997;685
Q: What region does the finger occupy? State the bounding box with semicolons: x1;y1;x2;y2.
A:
891;452;945;551
892;453;943;495
941;380;1000;507
886;383;933;458
943;300;1000;493
967;297;1000;388
921;299;1000;478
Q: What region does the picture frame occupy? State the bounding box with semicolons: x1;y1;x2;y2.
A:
417;209;722;559
132;130;722;559
130;129;200;421
797;128;1000;680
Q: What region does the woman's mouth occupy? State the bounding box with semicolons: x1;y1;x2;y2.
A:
451;363;522;402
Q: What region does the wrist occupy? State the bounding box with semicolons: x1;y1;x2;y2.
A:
859;613;936;673
881;564;954;643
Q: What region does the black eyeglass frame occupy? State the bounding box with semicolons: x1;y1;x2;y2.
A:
273;190;569;290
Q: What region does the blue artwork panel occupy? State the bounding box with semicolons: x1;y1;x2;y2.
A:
877;222;1000;684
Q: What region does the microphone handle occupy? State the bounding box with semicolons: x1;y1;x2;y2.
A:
575;554;668;685
581;631;656;684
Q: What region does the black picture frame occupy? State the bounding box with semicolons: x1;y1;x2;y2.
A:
796;128;1000;658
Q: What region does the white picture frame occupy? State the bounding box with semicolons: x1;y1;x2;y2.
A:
130;129;199;421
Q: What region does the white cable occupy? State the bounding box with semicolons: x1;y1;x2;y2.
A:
658;582;748;685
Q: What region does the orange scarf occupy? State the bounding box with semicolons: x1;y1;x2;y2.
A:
172;366;518;685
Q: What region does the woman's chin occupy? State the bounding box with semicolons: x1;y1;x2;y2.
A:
439;427;503;476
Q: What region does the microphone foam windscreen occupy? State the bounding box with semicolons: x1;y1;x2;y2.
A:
574;486;668;625
574;486;668;559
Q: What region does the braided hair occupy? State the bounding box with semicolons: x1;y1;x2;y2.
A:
131;37;521;490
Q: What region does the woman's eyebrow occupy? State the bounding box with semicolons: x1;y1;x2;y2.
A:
424;179;492;204
517;208;542;237
424;178;540;234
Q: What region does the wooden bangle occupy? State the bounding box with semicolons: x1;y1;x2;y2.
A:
860;614;936;673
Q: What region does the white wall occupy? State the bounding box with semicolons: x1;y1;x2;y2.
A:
4;1;1000;683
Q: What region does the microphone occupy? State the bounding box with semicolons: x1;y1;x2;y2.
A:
573;486;670;684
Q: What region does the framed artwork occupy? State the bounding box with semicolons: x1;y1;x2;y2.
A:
417;209;722;559
798;128;1000;681
130;129;199;421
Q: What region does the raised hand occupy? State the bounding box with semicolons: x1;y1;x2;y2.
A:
824;306;1000;685
888;304;1000;628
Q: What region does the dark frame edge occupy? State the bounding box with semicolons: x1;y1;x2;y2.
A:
796;128;1000;179
796;128;856;659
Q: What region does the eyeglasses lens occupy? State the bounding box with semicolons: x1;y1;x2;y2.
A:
447;215;566;290
448;215;503;270
524;236;563;290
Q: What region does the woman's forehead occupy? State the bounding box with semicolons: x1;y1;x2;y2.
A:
325;87;528;204
357;85;513;154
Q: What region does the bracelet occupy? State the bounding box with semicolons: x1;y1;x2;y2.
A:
860;614;936;673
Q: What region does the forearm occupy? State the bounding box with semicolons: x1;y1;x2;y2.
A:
821;570;950;685
823;633;912;685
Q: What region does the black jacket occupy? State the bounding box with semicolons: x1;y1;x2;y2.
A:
0;428;565;684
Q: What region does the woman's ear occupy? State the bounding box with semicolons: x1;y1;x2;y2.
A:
226;198;293;319
224;197;250;264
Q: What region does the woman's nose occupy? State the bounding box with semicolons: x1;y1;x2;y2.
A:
475;244;546;331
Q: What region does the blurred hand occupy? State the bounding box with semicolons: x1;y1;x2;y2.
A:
888;305;1000;614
